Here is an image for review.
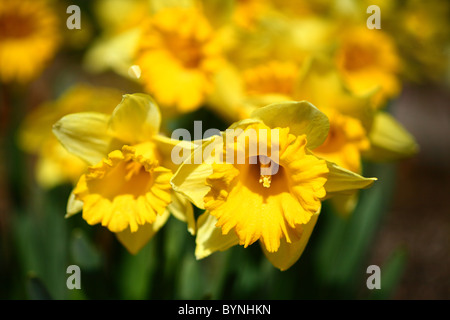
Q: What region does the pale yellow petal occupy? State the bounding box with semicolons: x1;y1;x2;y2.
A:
363;111;419;162
250;101;330;149
261;210;320;271
115;210;170;254
52;112;117;165
170;135;223;209
295;56;375;130
83;27;141;77
195;211;240;260
168;191;196;235
65;189;84;218
108;93;161;144
152;134;196;172
323;161;377;197
329;193;359;218
206;64;246;122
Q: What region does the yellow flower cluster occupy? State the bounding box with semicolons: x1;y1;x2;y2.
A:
16;0;443;270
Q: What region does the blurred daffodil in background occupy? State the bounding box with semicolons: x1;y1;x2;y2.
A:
1;0;448;300
135;6;225;113
0;0;61;84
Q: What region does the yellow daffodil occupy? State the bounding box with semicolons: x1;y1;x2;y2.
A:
206;12;335;122
135;7;225;113
296;57;418;165
313;110;370;175
53;93;195;254
72;143;172;234
243;60;300;99
395;0;450;83
0;0;61;83
83;0;203;79
294;57;373;173
18;84;124;188
83;0;150;77
231;0;270;29
295;57;417;214
334;26;402;108
207;54;416;219
207;60;303;122
171;101;376;270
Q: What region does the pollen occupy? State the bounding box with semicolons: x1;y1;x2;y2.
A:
259;175;272;188
258;158;273;188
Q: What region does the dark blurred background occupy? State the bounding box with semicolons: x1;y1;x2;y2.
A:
367;82;450;299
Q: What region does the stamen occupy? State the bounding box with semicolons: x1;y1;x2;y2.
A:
125;161;143;181
259;175;272;188
259;157;272;188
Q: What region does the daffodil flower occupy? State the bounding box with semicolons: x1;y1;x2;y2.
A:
53;93;195;254
171;101;376;270
135;6;225;113
0;0;61;83
296;57;419;166
334;26;402;108
295;56;417;214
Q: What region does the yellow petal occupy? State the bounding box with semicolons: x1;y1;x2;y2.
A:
52;112;117;165
250;101;330;149
74;147;172;233
195;211;240;260
65;190;84;218
261;210;320;271
295;56;375;130
206;65;246;122
35;139;87;189
363;111;419;162
115;210;170;255
323;161;376;197
329;193;359;218
108;93;161;144
83;27;141;77
152;134;196;172
170;135;223;209
168;191;196;235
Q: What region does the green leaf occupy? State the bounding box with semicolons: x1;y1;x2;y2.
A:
26;274;53;300
176;253;205;299
119;240;157;300
70;229;102;271
314;163;397;297
369;248;407;300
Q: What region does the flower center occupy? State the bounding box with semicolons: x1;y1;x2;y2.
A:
257;155;276;188
0;12;36;39
162;33;204;69
243;61;299;96
341;43;376;72
74;147;173;233
87;157;153;201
